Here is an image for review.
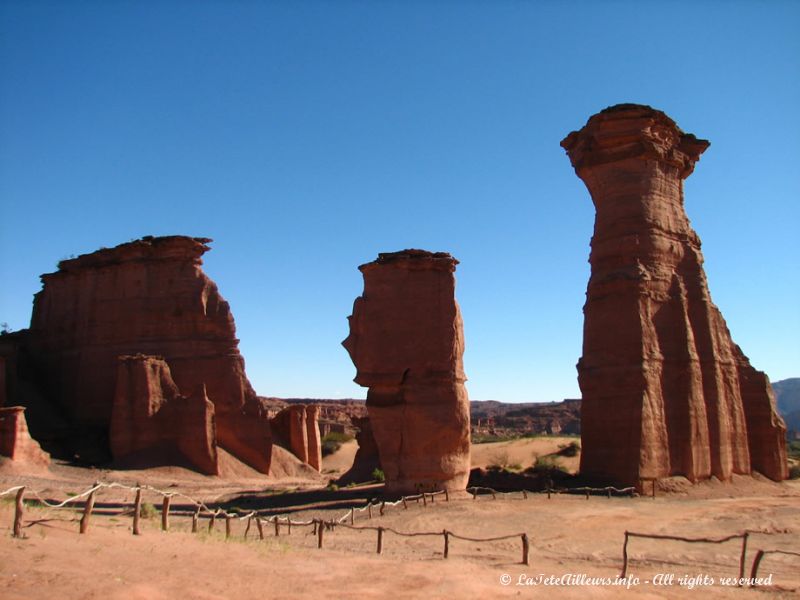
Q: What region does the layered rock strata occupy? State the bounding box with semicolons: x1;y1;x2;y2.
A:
0;406;51;467
28;236;271;471
343;250;471;494
561;104;788;486
110;355;218;474
270;404;322;472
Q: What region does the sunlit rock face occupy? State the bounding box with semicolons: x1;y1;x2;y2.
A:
562;104;787;486
343;250;471;494
28;235;272;472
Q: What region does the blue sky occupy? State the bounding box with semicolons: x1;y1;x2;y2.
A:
1;1;798;402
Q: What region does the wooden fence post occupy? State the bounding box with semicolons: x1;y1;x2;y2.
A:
208;513;216;533
350;508;355;525
80;483;98;534
274;518;280;536
192;507;200;533
317;520;324;548
256;517;264;540
12;487;25;538
244;517;251;539
522;533;529;565
738;532;749;585
402;497;408;509
161;496;171;532
443;530;449;559
620;531;630;578
749;550;765;586
522;490;528;500
225;515;231;539
380;501;386;516
547;483;551;500
585;488;590;500
368;503;373;519
422;494;427;507
133;486;142;535
472;488;477;501
491;489;496;500
607;487;612;499
377;527;384;554
288;519;292;535
445;489;449;502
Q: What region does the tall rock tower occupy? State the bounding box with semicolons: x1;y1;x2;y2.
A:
343;250;471;494
561;104;787;487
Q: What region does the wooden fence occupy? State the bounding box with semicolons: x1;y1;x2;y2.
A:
0;483;529;563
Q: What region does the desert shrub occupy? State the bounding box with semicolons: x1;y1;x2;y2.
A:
321;432;354;457
557;441;581;457
488;450;510;470
139;503;158;519
327;483;339;492
789;464;800;480
372;468;385;482
527;456;567;475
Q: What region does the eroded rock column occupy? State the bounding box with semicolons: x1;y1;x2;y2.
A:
0;406;51;468
561;104;787;486
343;250;471;494
110;354;218;475
28;236;272;472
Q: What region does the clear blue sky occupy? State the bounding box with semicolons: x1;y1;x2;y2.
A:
1;1;798;402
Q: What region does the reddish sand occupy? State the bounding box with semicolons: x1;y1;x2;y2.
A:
1;444;798;599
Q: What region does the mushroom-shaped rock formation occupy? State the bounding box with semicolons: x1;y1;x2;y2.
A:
561;104;788;487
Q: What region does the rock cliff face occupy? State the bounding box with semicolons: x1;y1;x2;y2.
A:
561;104;787;486
338;415;381;485
0;406;50;468
28;236;271;472
110;355;218;474
343;250;471;494
269;404;322;471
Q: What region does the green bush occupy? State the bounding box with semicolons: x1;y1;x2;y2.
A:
557;441;581;457
139;503;158;519
372;468;385;482
321;432;354;457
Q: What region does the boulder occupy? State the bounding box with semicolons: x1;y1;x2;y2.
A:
0;406;50;468
110;354;218;475
27;236;271;471
343;249;471;494
561;104;788;486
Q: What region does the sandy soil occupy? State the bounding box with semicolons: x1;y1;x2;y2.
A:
1;442;799;599
471;436;580;473
321;439;359;478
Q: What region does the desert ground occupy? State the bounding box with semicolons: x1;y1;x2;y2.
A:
2;438;798;600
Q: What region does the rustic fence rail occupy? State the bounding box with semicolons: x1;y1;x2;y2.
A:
620;531;749;584
1;482;528;564
749;549;800;587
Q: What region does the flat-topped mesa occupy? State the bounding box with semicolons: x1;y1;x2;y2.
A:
28;235;272;472
343;249;470;494
562;104;787;487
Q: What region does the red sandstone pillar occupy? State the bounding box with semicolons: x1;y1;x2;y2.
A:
561;104;787;485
